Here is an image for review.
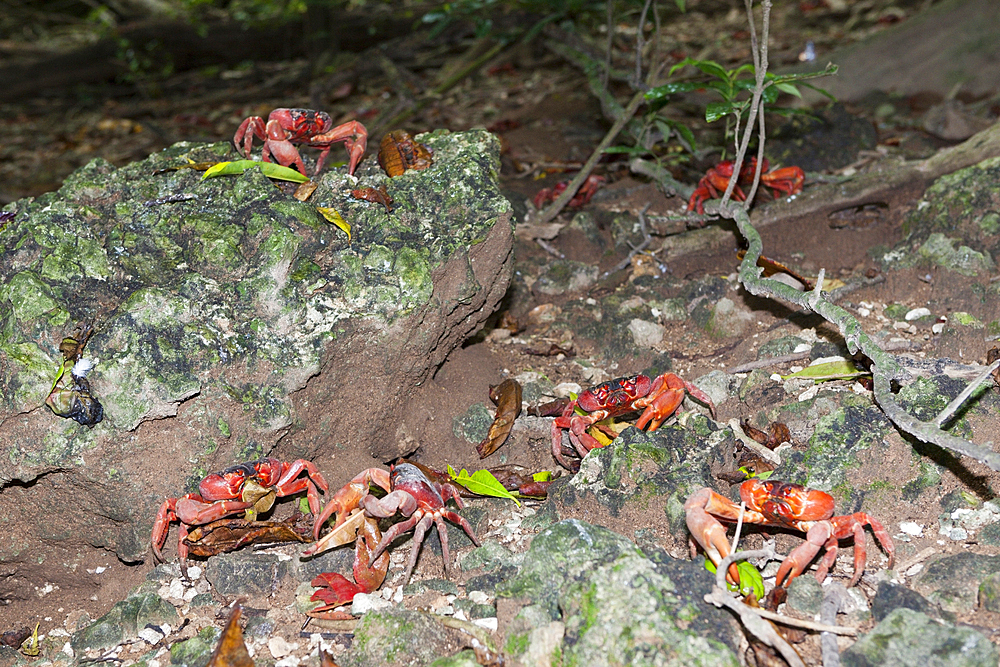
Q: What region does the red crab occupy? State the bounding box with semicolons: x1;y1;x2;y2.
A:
551;372;716;469
233;108;368;177
687;157;804;214
533;174;606;210
151;457;328;569
685;479;895;594
305;462;481;601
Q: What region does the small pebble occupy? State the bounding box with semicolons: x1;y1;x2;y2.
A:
905;307;931;321
468;590;490;605
472;618;499;632
268;636;298;659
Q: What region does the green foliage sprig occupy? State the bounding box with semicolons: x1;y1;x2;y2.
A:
642;58;837;157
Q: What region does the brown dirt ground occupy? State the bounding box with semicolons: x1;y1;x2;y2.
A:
2;0;1000;659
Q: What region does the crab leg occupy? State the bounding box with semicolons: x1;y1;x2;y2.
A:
684;487;741;584
274;459;328;516
313;468;391;540
234;116;266;158
310;120;367;176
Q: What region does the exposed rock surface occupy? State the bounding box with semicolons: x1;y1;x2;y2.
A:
0;130;512;577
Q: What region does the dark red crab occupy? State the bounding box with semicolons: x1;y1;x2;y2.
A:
551;372;716;469
234;108;368;177
151;457;327;569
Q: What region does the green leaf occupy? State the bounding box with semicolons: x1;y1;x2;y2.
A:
799;81;838;102
674;0;685;11
689;59;730;81
645;81;704;103
202;160;310;183
447;465;521;506
532;471;552;482
705;100;738;123
775;82;801;98
781;359;868;381
704;558;765;599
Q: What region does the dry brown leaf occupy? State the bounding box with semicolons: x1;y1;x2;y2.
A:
185;515;310;558
294;181;318;201
476;378;522;458
207;604;253;667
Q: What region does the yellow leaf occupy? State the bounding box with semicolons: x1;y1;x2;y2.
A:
317;207;352;242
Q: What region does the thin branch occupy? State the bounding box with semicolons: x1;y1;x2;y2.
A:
712;198;1000;472
873;366;1000;469
534;88;649;224
603;0;613;90
725;350;811;374
635;0;654;84
935;359;1000;427
721;0;771;210
730;501;747;553
709;550;859;637
704;548;806;667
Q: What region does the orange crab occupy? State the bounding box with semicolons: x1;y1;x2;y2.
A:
685;479;895;592
687;157;804;214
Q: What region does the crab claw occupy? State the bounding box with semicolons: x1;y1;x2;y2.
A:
684;487;740;585
313;120;368;176
312;468;391;541
760;166;805;198
634;373;716;431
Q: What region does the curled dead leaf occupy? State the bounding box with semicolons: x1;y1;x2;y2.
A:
294;181;318;201
528;397;569;418
488;464;555;498
739;419;791;450
184;515;310;558
0;627;31;649
476;378;522;458
378;130;433;177
352;186;393;213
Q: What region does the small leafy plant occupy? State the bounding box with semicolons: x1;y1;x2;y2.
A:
704;558;765;599
644;58;837;157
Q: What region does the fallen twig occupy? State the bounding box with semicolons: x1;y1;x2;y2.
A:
602;203;653;276
820;582;847;667
934;359;1000;427
533;88;648;224
725;351;811;374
